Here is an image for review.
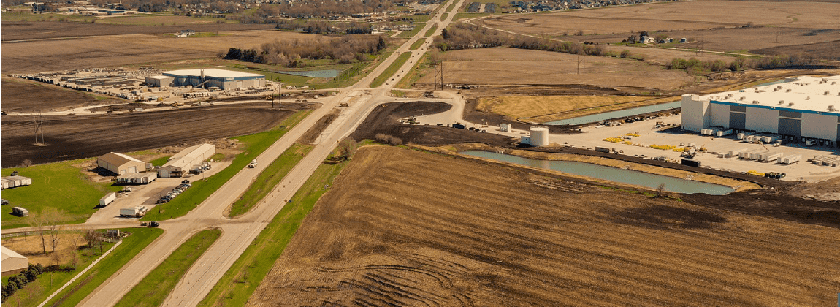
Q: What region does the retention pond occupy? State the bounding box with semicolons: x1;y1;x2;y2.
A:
461;151;735;195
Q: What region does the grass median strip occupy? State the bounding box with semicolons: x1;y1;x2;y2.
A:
410;38;425;50
227;143;314;217
197;155;351;307
424;23;438;37
43;228;164;307
396;22;426;38
370;52;412;88
113;229;221;307
141;110;311;221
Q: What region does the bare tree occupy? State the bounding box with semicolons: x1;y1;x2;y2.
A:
28;212;49;255
656;183;667;198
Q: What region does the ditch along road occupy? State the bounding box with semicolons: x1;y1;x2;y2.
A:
77;1;469;306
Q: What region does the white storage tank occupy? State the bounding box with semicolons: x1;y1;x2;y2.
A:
529;127;550;146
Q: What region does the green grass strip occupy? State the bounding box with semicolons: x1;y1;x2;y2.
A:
142;110;311;221
114;229;221;307
424;24;438;37
197;159;349;307
409;38;425;51
396;22;426;38
149;156;171;167
370;52;412;88
227;143;314;217
44;228;164;307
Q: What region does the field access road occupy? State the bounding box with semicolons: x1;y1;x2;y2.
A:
78;0;469;306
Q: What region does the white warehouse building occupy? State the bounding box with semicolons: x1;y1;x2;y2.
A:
145;69;266;90
681;75;840;147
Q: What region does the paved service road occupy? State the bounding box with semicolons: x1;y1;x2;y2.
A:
78;0;470;306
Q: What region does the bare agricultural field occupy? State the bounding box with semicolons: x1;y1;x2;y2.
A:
0;102;310;167
478;95;675;122
479;0;840;35
474;0;840;58
1;20;273;41
1;77;125;113
249;145;840;306
417;48;693;91
96;14;236;26
1;29;314;73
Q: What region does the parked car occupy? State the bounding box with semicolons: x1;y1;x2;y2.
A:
149;221;160;227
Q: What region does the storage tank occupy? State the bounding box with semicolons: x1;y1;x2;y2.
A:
529;127;550;146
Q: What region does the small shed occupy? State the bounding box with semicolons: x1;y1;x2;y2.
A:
1;246;29;276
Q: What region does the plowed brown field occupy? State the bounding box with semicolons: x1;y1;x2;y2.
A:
0;103;310;167
248;146;840;306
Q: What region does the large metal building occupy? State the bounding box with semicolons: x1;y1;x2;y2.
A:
145;69;265;90
97;152;146;175
158;143;215;178
681;75;840;147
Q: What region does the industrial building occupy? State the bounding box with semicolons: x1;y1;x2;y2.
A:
145;69;266;90
2;246;28;276
682;75;840;147
98;152;146;175
159;143;215;178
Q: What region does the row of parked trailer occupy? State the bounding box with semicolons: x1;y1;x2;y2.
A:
720;148;801;164
700;128;733;137
810;155;839;167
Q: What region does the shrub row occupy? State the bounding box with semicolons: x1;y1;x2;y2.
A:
2;264;45;301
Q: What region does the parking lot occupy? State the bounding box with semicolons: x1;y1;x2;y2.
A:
85;161;228;224
550;114;840;182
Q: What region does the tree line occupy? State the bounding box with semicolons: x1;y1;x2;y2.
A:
435;24;821;74
224;35;387;67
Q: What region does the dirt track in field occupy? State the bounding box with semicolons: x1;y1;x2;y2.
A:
248;146;840;306
0;103;312;167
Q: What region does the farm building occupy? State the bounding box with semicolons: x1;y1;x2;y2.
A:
145;69;265;90
97;152;146;175
159;143;215;178
681;75;840;147
1;246;28;276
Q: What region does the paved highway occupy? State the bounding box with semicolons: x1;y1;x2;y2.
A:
76;0;469;306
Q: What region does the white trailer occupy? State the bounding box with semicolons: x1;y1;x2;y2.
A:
120;206;147;218
763;152;783;163
780;154;801;165
99;192;117;207
715;129;733;137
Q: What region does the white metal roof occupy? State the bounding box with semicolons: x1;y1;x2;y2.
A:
164;143;214;170
163;69;263;79
700;75;840;114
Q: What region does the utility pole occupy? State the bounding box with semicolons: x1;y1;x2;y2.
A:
577;55;581;75
440;61;444;90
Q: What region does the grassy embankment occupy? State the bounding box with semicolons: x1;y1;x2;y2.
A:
196;146;355;307
2;228;162;307
227;143;314;217
1;162;121;229
41;228;164;307
477;95;678;123
113;229;221;307
370;52;412;88
141;110;311;221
